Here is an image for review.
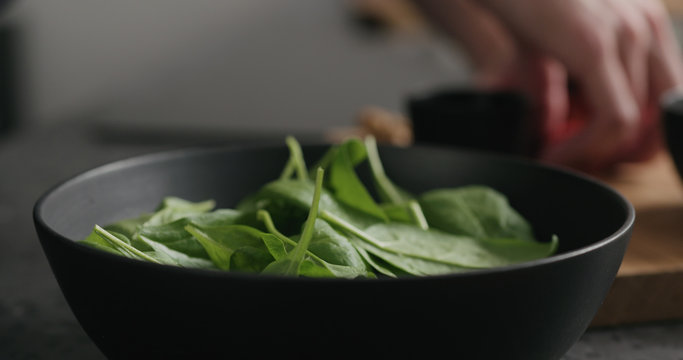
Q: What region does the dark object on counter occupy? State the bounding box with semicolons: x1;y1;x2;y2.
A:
0;23;19;136
663;88;683;181
34;144;633;360
408;89;540;157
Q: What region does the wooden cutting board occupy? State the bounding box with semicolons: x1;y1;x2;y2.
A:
590;151;683;327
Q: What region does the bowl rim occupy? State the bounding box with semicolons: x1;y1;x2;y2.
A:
33;142;635;283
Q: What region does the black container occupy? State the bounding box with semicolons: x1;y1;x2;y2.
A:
0;23;18;135
34;144;633;360
408;89;539;157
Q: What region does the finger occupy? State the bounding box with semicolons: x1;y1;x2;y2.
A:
620;101;662;162
542;44;640;170
620;0;683;162
542;61;570;145
633;0;683;95
522;55;569;147
605;0;651;108
495;53;569;155
593;0;654;164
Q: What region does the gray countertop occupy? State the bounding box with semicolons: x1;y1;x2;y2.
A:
0;120;682;359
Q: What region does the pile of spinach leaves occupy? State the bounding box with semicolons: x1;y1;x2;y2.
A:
82;136;558;278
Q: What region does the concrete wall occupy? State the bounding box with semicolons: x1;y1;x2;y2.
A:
1;1;467;133
4;1;280;124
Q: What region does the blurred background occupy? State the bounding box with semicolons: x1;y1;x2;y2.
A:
2;2;683;359
1;0;682;142
0;0;475;142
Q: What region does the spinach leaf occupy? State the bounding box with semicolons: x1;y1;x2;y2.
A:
92;225;161;264
308;145;337;179
306;220;367;272
237;178;379;233
350;237;465;276
285;136;309;181
288;221;370;278
139;235;215;269
363;223;555;268
192;224;288;271
258;210;371;279
137;219;209;259
419;186;535;241
364;136;412;204
380;203;413;224
324;211;554;269
260;233;288;260
103;213;152;239
184;223;288;272
326;138;387;222
479;235;559;263
365;136;428;230
351;240;399;278
184;225;234;270
299;259;336;278
191;225;270;253
324;210;465;273
134;209;241;259
82;228;127;256
144;197;215;227
188;209;242;228
262;168;325;276
229;246;276;273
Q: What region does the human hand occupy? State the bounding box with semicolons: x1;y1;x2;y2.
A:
417;0;683;171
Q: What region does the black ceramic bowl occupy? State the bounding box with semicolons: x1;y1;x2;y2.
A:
34;144;633;360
